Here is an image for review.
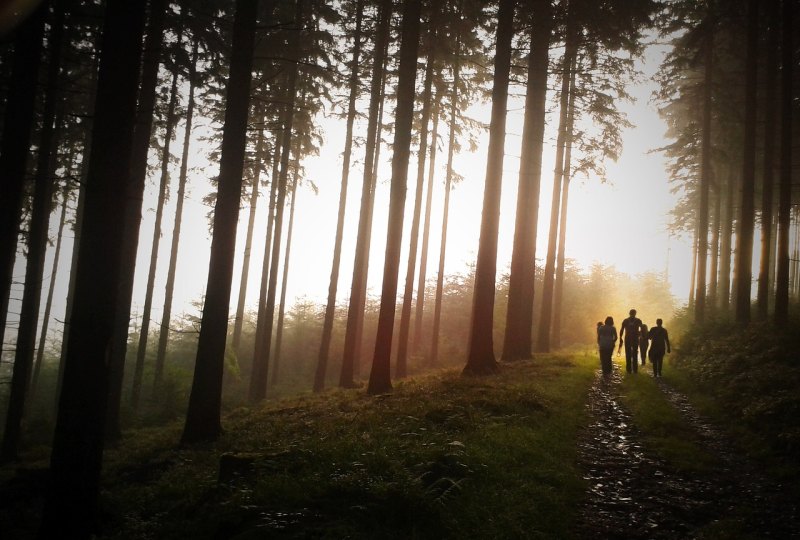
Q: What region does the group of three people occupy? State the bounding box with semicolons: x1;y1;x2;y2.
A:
596;309;671;376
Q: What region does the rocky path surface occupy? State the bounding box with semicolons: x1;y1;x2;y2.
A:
575;364;799;539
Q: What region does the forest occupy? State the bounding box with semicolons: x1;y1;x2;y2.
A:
0;0;798;537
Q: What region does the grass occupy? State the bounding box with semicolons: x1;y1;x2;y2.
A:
2;354;598;539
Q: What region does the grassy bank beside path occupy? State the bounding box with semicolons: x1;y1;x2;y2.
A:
2;354;598;539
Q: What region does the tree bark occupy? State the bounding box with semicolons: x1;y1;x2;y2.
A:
413;96;441;358
249;0;303;403
2;1;65;462
154;40;199;389
535;15;575;353
367;0;422;395
502;0;551;361
0;2;46;359
396;25;437;379
463;0;515;375
552;58;577;349
40;0;147;534
339;0;391;388
757;0;780;319
429;39;460;368
232;107;268;355
130;62;181;412
774;0;793;322
181;0;258;444
315;0;363;392
719;166;735;311
708;177;721;309
734;0;759;324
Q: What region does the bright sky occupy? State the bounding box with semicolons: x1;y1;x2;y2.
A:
6;41;695;353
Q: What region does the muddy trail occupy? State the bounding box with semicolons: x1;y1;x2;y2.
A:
575;364;799;539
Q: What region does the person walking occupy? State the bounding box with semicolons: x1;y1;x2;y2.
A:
648;318;671;377
597;317;617;375
618;308;642;374
639;323;649;366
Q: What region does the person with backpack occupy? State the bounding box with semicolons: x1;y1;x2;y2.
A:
618;308;643;373
648;318;671;377
597;317;617;375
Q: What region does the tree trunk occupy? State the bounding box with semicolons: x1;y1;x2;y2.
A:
429;39;460;368
339;0;391;388
130;63;181;411
232;108;268;355
502;0;551;361
734;0;759;324
105;0;169;433
695;28;714;323
1;1;65;462
774;0;793;322
249;0;303;403
314;0;363;392
396;25;437;380
0;3;46;359
367;0;422;395
719;167;735;311
708;178;721;309
552;58;577;349
32;178;70;396
688;228;698;310
413;96;441;358
463;0;515;375
757;0;780;319
181;0;258;444
154;40;199;389
535;17;575;353
271;162;300;386
40;0;147;534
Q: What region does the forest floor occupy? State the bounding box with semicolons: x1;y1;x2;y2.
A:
1;353;798;538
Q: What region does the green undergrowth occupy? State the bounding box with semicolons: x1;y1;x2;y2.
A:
617;360;716;474
667;320;800;491
3;354;597;539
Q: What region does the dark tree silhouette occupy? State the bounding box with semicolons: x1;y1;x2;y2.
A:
367;0;423;395
182;0;259;443
695;26;713;323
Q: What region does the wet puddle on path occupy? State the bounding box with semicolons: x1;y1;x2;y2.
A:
574;366;799;539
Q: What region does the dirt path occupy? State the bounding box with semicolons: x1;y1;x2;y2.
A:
575;363;799;539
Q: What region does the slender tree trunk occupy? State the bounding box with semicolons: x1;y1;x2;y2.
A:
271;162;300;386
249;0;303;403
367;0;422;395
430;39;460;367
774;0;793;322
502;0;551;361
552;59;577;349
340;0;391;388
708;179;721;309
130;64;181;412
413;97;441;358
105;0;169;434
232;108;268;355
249;136;280;387
535;19;575;353
396;26;437;379
32;179;70;396
40;0;147;534
688;229;698;310
695;27;715;323
719;167;735;311
463;0;515;375
0;3;46;358
757;0;780;319
1;2;65;462
154;40;199;389
734;0;759;324
182;0;258;444
315;0;363;392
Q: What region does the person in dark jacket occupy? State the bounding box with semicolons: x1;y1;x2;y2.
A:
618;309;642;373
648;318;671;377
597;317;617;375
639;323;649;366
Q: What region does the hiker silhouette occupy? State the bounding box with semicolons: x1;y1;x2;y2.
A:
618;309;642;374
